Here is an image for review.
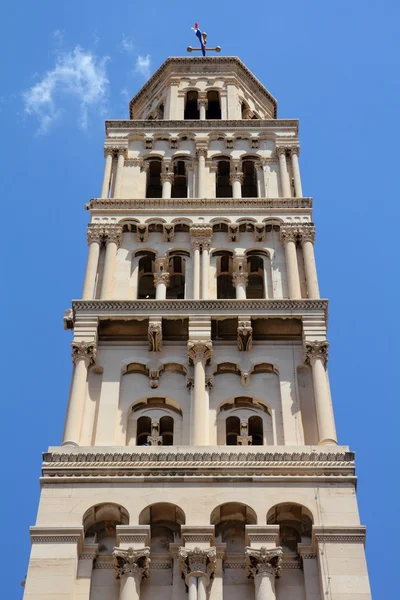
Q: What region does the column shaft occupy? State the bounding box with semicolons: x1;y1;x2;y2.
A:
155;280;168;299
114;151;125;198
63;359;88;445
199;103;207;120
197;154;206;197
192;358;206;445
162;176;173;199
284;239;301;299
101;152;113;198
311;357;337;444
188;577;198;600
119;574;140;600
101;241;118;299
278;151;291;197
201;247;210;299
291;151;303;197
82;241;101;300
302;239;320;298
197;576;207;600
254;572;276;600
232;178;242;198
256;166;264;198
193;245;200;299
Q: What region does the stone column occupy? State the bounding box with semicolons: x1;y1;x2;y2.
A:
201;238;211;299
198;96;208;120
280;227;301;299
300;226;320;298
190;224;212;299
113;148;126;198
196;145;208;198
82;225;102;300
188;341;212;446
161;172;174;199
230;172;244;198
276;147;291;197
255;161;264;198
100;225;123;300
154;255;170;299
245;546;283;600
290;147;303;197
113;547;150;600
233;271;248;299
179;546;217;600
101;148;114;198
191;241;201;299
304;341;337;445
63;342;96;445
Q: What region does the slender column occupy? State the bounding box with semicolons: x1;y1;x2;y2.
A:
201;239;211;299
276;147;291;197
188;576;197;600
197;576;207;600
300;226;320;298
230;172;243;198
192;242;201;299
113;547;150;600
188;341;212;445
196;145;208;198
190;224;212;299
280;227;301;299
290;146;303;197
304;341;337;445
101;149;113;198
113;149;126;198
154;255;169;299
82;226;102;299
233;271;248;299
198;97;208;120
100;225;122;300
179;547;217;597
255;161;264;198
246;546;283;600
161;172;174;199
63;342;96;445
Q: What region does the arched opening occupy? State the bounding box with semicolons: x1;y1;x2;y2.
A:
159;415;174;445
206;90;221;119
267;503;313;555
241;101;253;120
226;415;241;445
242;160;257;197
247;254;265;299
211;502;257;554
139;503;185;552
83;503;129;554
248;415;263;445
184;90;199;120
146;159;162;198
136;416;152;446
137;252;156;299
214;251;235;299
171;160;188;198
167;254;186;299
215;160;232;197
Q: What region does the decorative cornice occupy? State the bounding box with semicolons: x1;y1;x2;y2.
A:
313;526;367;545
30;526;83;545
107;119;297;132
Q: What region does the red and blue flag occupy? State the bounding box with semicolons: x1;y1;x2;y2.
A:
192;22;207;56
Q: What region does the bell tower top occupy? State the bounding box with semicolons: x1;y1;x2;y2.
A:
129;56;278;121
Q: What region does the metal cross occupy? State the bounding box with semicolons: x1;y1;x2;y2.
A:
187;45;221;53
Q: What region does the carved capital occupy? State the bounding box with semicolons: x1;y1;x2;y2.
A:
237;435;253;446
187;341;212;365
229;172;244;185
87;224;103;245
280;226;298;245
190;224;213;249
197;98;208;109
290;146;300;156
104;147;114;157
160;173;175;185
196;145;208;159
299;224;316;244
71;341;96;366
276;146;289;156
179;546;216;582
233;271;249;288
163;224;175;242
304;340;329;366
245;546;283;579
237;320;253;351
254;223;266;242
228;224;240;242
147;435;163;446
136;224;148;243
148;321;162;352
103;224;123;248
113;546;150;580
153;271;170;287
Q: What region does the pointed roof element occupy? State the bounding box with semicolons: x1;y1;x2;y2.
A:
129;57;277;119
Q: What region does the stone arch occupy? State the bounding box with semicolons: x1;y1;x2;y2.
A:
267;503;313;554
139;502;186;551
211;502;257;553
83;503;129;554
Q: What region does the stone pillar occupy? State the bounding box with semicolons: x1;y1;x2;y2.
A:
304;341;337;445
198;96;208;120
276;147;291;197
100;225;123;300
230;172;243;198
76;543;99;599
298;545;321;600
300;226;320;298
113;148;126;198
188;576;198;600
245;546;283;600
188;341;212;446
82;225;102;300
280;227;301;299
201;239;211;299
101;148;114;198
63;342;96;445
191;241;201;299
196;145;208;198
179;546;217;600
255;161;264;198
233;271;248;299
190;224;213;300
290;147;303;197
113;547;150;600
153;255;170;300
161;172;174;199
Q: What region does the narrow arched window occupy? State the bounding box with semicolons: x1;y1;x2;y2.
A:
171;160;188;198
138;254;156;299
242;160;257;197
248;415;263;445
247;255;265;299
215;252;235;299
206;91;221;119
226;416;240;445
160;416;174;445
184;91;199;120
137;416;152;445
167;255;186;299
146;159;162;198
216;160;232;197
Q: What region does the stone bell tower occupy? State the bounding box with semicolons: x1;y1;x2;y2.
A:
23;57;372;600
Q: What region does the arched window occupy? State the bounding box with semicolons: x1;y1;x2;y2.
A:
167;254;186;299
215;160;232;197
211;502;256;554
184;90;199;120
146;159;162;198
247;254;265;299
137;253;156;299
206;91;221;119
267;503;313;555
226;415;240;445
171;160;188;198
136;416;152;445
248;415;263;445
139;503;185;552
242;160;257;197
159;416;174;445
215;251;235;299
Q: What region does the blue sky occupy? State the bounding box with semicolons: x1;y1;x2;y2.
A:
1;1;399;597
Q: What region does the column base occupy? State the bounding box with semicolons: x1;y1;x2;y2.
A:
318;438;338;446
61;440;79;447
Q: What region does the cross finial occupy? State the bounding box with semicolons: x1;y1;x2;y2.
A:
188;22;221;55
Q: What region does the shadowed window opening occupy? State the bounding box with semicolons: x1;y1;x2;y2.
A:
206;91;221;119
216;160;232;197
184;91;199;120
146;160;162;198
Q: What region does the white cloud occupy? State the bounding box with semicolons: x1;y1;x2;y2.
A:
52;29;64;44
135;54;151;79
120;34;135;54
23;46;109;134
